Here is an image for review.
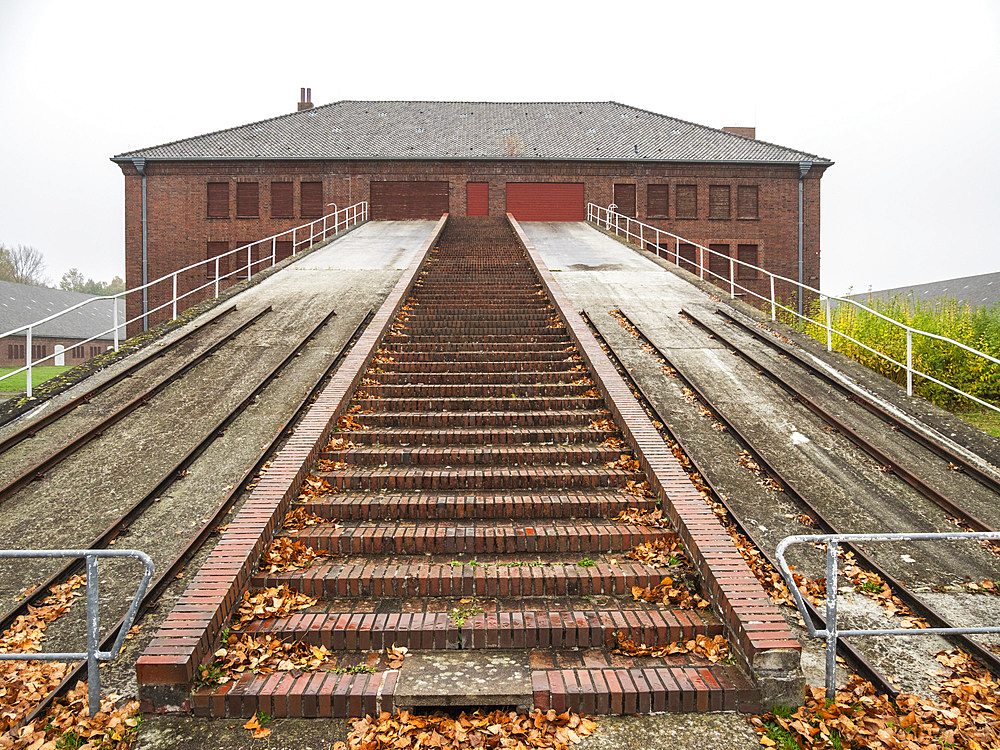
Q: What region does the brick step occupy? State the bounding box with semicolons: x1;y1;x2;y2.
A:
367;371;589;385
232;604;718;653
536;665;756;715
350;396;605;413
253;560;674;598
190;662;756;719
322;444;628;467
400;315;557;325
285;519;670;554
298;490;652;520
383;338;572;348
372;361;579;373
360;383;595;398
376;350;578;362
343;410;610;428
314;465;643;492
334;426;617;446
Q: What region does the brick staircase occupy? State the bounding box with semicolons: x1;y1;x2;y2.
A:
193;218;758;717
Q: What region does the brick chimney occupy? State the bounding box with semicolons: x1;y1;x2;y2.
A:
722;126;755;139
297;88;313;111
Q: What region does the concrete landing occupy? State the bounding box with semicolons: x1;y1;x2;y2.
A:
393;651;532;710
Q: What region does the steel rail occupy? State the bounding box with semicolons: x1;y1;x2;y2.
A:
0;305;236;446
11;306;375;730
579;311;899;697
617;310;1000;681
0;306;272;504
681;306;997;533
0;304;334;634
713;306;1000;498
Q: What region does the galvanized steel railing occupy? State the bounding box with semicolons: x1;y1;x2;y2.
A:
0;549;154;716
0;201;369;397
775;532;1000;702
587;203;1000;414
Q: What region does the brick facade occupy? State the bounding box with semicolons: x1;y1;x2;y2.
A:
117;159;827;331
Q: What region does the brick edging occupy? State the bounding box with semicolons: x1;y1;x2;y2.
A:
506;214;799;683
136;216;449;699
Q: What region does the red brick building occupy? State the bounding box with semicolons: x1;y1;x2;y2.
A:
112;98;832;328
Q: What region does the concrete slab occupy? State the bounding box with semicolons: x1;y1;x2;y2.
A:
394;650;533;710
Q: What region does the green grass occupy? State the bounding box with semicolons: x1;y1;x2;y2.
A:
958;408;1000;438
0;365;73;392
801;295;1000;412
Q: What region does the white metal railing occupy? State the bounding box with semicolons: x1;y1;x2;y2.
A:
1;202;368;397
587;203;1000;414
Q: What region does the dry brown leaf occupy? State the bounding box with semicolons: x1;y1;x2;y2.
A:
260;537;330;573
282;506;329;531
230;584;317;631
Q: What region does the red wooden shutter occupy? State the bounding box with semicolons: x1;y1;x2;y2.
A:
647;185;668;217
301;182;324;218
676;185;697;219
737;244;759;279
709;243;731;283
271;182;294;218
709;186;731;219
206;241;229;278
738;185;759;219
370;182;450;219
466;182;488;216
207;183;229;218
613;184;636;217
236;182;259;218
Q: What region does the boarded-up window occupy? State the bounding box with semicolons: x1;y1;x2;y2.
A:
709;186;731;220
301;182;323;218
72;345;85;359
678;242;698;272
275;240;293;262
236;182;259;218
647;185;668;217
206;241;229;279
207;182;229;218
738;185;759;219
271;182;294;218
737;244;760;279
709;244;731;282
613;184;636;217
676;185;697;219
466;182;488;216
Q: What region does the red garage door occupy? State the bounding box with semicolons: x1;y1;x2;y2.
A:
370;181;450;220
505;183;585;221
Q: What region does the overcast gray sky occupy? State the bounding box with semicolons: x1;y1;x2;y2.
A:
1;0;998;296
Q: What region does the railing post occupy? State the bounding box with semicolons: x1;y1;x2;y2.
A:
639;222;643;249
699;247;705;280
272;237;276;267
826;296;833;351
906;329;913;396
247;246;252;280
25;326;32;398
292;227;297;255
824;540;839;704
86;553;101;716
214;258;220;298
770;276;776;321
172;273;178;319
729;258;736;298
113;299;120;352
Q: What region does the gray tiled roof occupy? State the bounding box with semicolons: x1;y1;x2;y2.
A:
113;101;831;164
850;271;1000;310
0;280;125;340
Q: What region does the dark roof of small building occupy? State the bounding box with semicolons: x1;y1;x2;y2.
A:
0;280;125;339
850;271;1000;309
113;101;831;165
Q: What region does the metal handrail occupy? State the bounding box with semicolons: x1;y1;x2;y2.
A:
1;201;369;396
586;203;1000;414
775;532;1000;702
0;549;154;716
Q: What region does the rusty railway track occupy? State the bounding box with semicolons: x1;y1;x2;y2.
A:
612;308;1000;683
5;307;374;729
